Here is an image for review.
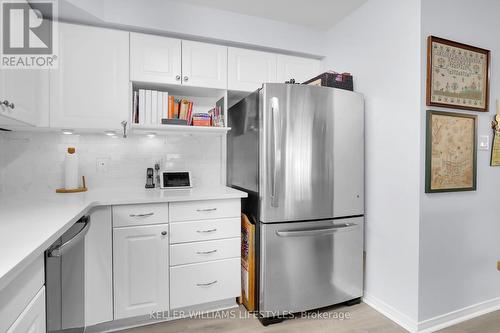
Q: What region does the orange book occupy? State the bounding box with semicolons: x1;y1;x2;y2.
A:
168;96;175;119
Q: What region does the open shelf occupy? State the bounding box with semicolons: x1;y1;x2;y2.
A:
130;123;230;135
132;81;226;99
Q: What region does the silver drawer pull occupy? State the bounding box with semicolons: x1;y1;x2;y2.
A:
196;249;218;255
196;280;218;287
129;212;154;217
196;208;217;212
196;228;217;233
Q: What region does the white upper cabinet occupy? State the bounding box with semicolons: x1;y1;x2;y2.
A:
228;47;277;92
130;33;182;85
0;69;49;126
182;40;227;89
50;23;129;130
276;55;321;84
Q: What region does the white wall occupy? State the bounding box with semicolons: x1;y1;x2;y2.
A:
0;132;224;194
419;0;500;324
323;0;421;329
59;0;325;57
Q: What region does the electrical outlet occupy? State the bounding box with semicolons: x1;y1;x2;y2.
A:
96;158;109;173
479;135;489;151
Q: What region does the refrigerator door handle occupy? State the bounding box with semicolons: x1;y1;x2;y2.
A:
271;97;281;207
275;223;358;237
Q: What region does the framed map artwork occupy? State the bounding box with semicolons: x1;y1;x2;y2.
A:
425;110;477;193
427;36;490;112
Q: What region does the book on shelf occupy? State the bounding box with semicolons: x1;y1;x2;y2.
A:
132;91;138;124
162;92;168;121
133;91;224;128
138;89;145;124
168;96;175;119
151;90;158;126
192;113;211;127
133;89;171;126
145;90;152;125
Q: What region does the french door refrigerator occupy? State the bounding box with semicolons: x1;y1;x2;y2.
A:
227;83;364;324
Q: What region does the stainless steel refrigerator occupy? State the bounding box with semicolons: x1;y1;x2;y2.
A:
227;83;364;324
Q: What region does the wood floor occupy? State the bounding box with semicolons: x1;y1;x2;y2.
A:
118;303;405;333
117;303;500;333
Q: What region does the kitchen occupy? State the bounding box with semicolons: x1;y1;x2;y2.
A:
1;1;500;333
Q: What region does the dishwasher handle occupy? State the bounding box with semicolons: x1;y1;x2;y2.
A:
48;216;90;257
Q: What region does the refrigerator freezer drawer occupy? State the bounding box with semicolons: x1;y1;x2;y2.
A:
259;217;364;315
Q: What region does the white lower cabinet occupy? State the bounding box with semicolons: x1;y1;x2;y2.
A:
7;287;46;333
85;207;113;327
170;258;240;309
0;256;45;333
113;224;169;319
110;198;241;323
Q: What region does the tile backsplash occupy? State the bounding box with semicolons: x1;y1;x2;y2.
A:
0;131;225;194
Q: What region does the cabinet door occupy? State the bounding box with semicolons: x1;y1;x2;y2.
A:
276;55;321;83
113;224;169;319
0;69;49;126
7;287;45;333
228;47;277;92
130;33;182;85
50;23;129;130
85;207;113;327
182;41;227;89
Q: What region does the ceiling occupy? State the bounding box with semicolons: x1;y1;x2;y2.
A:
171;0;368;30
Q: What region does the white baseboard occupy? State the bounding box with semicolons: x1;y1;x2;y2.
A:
363;293;418;332
418;296;500;333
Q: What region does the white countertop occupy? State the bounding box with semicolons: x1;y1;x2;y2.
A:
0;186;247;290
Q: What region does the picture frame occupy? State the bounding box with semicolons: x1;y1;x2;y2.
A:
425;110;477;193
426;36;490;112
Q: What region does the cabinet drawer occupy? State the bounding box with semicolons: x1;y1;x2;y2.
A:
170;238;240;266
169;199;240;222
113;203;169;227
170;258;240;309
170;218;240;244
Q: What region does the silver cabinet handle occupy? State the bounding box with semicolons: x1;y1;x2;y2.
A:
270;97;281;208
276;223;358;238
196;208;217;212
196;228;217;233
129;212;154;217
48;216;90;257
183;76;189;82
161;231;167;236
175;75;181;81
196;249;218;255
1;100;14;109
197;280;217;287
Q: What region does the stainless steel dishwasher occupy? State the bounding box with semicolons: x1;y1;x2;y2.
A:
45;215;90;333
